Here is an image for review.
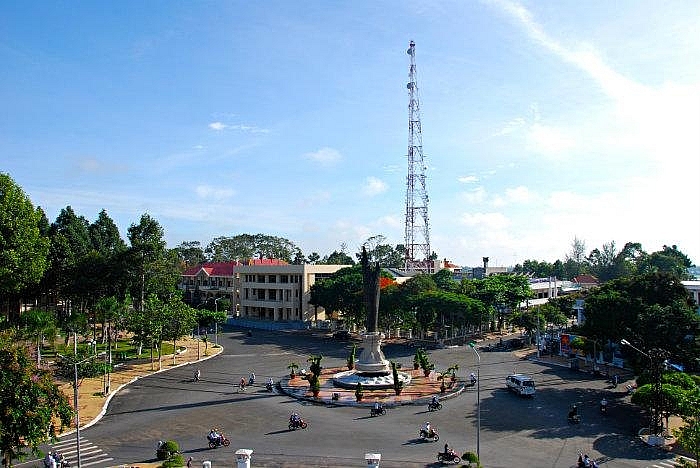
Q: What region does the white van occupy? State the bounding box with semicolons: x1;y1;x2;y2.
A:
506;374;536;396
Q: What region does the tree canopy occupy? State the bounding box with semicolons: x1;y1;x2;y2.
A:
0;173;50;307
0;331;72;468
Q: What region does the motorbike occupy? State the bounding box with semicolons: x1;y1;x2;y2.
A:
437;450;461;464
568;413;581;424
265;382;274;392
419;428;440;441
428;401;443;412
288;418;308;430
207;435;230;449
370;406;387;417
600;404;607;415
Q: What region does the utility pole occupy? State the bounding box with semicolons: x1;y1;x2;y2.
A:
404;40;432;274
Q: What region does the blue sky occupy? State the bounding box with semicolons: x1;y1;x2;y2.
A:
2;1;699;267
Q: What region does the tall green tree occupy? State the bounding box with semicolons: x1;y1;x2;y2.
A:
581;272;700;369
0;174;50;319
321;250;355;265
309;266;364;327
173;241;206;268
18;308;57;366
355;235;404;268
637;245;694;280
0;331;73;468
127;214;177;310
205;234;302;263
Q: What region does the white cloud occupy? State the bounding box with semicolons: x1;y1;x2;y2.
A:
491;117;526;137
494;0;700;167
208;122;269;133
362;177;388;196
459;186;487;204
459;212;510;230
458;175;479;183
74;156;128;174
504;186;533;203
208;122;227;131
376;215;401;229
228;124;269;134
195;185;235;200
526;123;575;157
303;147;343;165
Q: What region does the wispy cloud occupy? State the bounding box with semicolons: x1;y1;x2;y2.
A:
493;0;700;166
458;175;479;183
491;117;526;137
362;177;388;196
303;147;343;166
208;122;269;133
73;156;128;174
460;186;487;204
459;212;510;230
526;123;575;156
195;185;235;200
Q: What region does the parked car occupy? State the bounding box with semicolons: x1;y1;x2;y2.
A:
332;330;351;340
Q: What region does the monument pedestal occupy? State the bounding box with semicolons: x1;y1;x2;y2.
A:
355;332;390;375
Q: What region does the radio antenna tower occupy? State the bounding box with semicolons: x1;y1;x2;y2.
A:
404;40;432;273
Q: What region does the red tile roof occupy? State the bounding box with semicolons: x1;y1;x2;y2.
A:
241;258;288;266
183;262;239;277
182;259;289;276
574;274;599;285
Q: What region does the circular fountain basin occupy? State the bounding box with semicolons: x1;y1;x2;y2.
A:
332;369;412;389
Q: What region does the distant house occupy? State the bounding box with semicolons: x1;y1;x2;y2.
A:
573;275;599;290
682;280;700;314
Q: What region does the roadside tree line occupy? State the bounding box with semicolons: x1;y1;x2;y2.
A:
513;237;694;282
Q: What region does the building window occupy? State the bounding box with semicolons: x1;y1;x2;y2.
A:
268;275;276;283
281;275;288;283
257;275;265;283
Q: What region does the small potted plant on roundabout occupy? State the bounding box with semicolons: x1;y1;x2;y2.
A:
355;382;364;402
391;361;404;396
347;344;356;370
288;362;299;379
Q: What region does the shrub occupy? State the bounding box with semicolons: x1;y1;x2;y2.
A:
156;440;179;461
461;451;482;467
161;453;184;468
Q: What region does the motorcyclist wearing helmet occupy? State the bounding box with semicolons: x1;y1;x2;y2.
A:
422;421;432;436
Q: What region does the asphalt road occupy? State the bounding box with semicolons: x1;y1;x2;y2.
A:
39;329;682;468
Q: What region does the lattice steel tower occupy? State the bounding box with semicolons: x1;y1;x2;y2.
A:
404;40;432;273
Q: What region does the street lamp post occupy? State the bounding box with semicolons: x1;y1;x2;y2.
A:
58;351;104;468
214;297;222;346
468;341;481;462
620;339;668;436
